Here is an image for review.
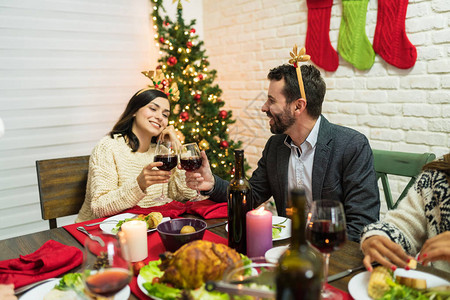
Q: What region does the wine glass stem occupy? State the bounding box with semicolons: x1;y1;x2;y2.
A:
322;253;330;288
161;182;165;198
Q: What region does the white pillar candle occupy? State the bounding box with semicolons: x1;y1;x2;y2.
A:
120;220;148;262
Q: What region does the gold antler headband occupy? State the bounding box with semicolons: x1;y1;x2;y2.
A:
288;45;310;103
138;69;180;102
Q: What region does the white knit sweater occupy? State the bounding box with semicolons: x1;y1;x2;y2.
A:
361;165;450;271
76;135;197;222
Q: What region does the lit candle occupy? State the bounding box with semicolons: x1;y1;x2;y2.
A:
246;207;273;258
120;220;148;262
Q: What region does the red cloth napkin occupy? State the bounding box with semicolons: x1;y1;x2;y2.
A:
122;199;227;219
123;201;187;219
186;200;228;219
0;240;82;288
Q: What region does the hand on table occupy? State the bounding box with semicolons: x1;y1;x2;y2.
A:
0;284;17;300
137;162;172;192
361;235;413;271
183;151;215;192
418;231;450;266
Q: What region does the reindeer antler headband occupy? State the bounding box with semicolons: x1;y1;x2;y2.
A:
288;45;310;103
137;69;180;102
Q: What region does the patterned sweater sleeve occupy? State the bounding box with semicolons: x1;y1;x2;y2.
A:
88;141;145;218
361;172;430;256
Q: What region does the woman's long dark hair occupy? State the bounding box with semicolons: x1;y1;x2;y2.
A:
423;152;450;183
110;89;169;152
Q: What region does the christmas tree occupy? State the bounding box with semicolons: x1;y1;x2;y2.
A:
149;0;248;180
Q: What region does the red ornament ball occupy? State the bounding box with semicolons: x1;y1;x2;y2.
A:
167;56;177;66
186;41;193;48
190;28;196;34
194;94;201;102
198;74;203;80
180;112;189;121
164;21;170;27
161;79;169;87
159;37;165;44
220;140;229;148
219;110;228;119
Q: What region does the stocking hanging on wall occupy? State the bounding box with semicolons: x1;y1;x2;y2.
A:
373;0;417;69
338;0;375;70
305;0;339;72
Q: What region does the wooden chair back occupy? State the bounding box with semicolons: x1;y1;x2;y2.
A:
372;149;435;210
36;155;90;229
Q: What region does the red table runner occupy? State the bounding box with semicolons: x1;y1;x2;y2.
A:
64;216;352;300
121;199;227;219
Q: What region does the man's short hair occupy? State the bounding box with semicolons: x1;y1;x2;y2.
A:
267;64;326;118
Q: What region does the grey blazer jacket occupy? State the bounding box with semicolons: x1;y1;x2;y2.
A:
207;116;380;242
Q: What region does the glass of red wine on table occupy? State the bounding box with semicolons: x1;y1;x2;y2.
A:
306;200;347;300
180;142;203;201
82;237;132;299
153;139;179;201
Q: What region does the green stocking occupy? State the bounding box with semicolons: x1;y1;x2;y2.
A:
338;0;375;70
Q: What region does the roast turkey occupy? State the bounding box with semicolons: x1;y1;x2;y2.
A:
159;240;243;289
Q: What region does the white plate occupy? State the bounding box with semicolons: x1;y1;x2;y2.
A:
100;213;170;235
137;274;163;300
348;268;450;300
225;216;291;241
264;245;289;263
19;278;130;300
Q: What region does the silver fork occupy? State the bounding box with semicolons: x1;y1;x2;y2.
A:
77;226;105;247
84;220;119;227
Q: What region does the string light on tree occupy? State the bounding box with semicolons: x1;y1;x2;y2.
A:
151;0;249;180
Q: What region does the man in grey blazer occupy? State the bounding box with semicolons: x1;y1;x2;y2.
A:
185;64;380;242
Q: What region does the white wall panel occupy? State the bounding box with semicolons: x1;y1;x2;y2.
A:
0;0;159;239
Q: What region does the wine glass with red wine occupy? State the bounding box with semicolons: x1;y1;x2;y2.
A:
82;237;132;299
153;139;179;201
306;200;347;300
180;142;203;201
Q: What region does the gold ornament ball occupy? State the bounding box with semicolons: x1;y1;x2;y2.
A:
199;139;210;150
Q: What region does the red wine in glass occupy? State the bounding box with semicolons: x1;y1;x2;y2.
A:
85;268;131;297
154;154;178;171
180;156;203;171
306;220;346;253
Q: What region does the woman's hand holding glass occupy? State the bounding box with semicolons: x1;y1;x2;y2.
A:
152;139;178;201
137;161;172;193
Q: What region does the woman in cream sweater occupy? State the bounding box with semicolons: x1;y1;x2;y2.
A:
76;88;196;222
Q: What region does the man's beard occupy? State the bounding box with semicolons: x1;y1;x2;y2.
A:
268;107;296;134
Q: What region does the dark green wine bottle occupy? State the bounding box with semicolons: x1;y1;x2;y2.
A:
227;149;252;254
276;189;323;300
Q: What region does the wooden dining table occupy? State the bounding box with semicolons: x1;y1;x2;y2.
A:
1;215;449;299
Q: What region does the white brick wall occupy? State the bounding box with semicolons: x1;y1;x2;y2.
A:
203;0;449;215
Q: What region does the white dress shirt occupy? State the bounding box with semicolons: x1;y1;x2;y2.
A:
285;116;321;209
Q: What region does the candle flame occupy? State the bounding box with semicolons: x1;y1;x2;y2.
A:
256;206;265;214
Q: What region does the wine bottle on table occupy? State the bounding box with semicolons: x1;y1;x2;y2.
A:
276;189;323;300
227;149;252;255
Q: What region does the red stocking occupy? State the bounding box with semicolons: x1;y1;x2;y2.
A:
373;0;417;69
305;0;339;72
